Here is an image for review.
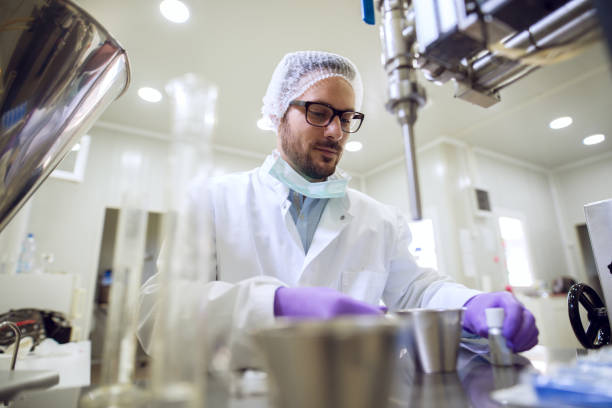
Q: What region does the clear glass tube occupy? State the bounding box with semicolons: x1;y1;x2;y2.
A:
147;74;217;408
81;167;149;406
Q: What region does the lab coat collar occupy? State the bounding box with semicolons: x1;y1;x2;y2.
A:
259;151;354;275
260;153;290;206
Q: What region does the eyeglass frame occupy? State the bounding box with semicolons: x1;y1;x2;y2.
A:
288;100;365;133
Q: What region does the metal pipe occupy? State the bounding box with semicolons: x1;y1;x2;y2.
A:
503;0;593;50
401;121;422;221
380;0;413;71
476;10;598;90
531;10;599;51
468;1;597;92
0;321;22;371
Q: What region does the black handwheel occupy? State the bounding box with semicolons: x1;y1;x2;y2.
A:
567;283;610;349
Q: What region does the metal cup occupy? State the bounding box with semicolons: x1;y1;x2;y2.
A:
252;316;400;408
394;308;464;373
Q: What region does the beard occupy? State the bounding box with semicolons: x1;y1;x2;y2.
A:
279;120;342;181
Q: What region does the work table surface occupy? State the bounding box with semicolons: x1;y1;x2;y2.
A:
205;345;580;408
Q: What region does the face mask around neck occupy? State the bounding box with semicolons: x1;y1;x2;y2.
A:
268;155;349;199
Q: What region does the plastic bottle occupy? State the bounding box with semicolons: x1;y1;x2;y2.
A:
17;233;37;274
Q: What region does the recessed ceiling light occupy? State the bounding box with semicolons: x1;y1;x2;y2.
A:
160;0;190;23
138;87;162;103
345;141;363;152
583;134;605;146
257;118;270;131
71;143;81;152
549;116;572;130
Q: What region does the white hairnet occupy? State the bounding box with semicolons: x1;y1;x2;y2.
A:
260;50;363;132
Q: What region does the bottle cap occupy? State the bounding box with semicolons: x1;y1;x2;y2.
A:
485;308;505;328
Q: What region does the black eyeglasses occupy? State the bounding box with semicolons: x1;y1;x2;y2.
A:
289;100;364;133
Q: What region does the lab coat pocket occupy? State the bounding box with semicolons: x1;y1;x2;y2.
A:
341;268;387;305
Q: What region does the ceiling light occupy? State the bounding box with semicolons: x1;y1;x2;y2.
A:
160;0;190;23
71;143;81;152
257;118;270;131
583;134;605;146
549;116;572;130
345;141;363;152
138;87;162;103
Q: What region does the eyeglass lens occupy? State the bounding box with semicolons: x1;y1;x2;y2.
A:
306;103;362;133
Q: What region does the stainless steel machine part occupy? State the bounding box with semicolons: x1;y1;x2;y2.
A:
0;0;130;232
373;0;600;220
502;0;595;51
584;199;612;331
378;0;426;220
413;0;599;102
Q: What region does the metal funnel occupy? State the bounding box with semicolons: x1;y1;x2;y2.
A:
0;0;130;232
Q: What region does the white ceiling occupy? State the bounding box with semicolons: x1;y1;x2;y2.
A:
78;0;612;174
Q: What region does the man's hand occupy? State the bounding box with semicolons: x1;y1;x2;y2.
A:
274;287;383;319
462;292;539;352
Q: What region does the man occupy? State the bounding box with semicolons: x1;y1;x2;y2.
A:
139;51;538;367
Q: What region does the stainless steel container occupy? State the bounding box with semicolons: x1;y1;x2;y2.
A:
0;0;130;232
394;308;465;373
252;316;400;408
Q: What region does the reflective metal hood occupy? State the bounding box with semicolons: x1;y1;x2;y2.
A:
0;0;130;232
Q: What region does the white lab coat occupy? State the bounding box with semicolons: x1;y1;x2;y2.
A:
138;153;480;368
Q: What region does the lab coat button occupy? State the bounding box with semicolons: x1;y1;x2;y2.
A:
340;215;345;220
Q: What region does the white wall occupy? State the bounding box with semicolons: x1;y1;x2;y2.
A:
552;154;612;283
364;140;570;291
364;142;492;289
0;201;32;275
475;151;570;284
20;125;263;338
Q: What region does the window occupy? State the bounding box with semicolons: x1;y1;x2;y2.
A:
498;216;533;286
408;218;438;270
50;135;91;183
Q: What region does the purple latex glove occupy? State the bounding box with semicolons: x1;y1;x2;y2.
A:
462;292;539;352
274;287;383;319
